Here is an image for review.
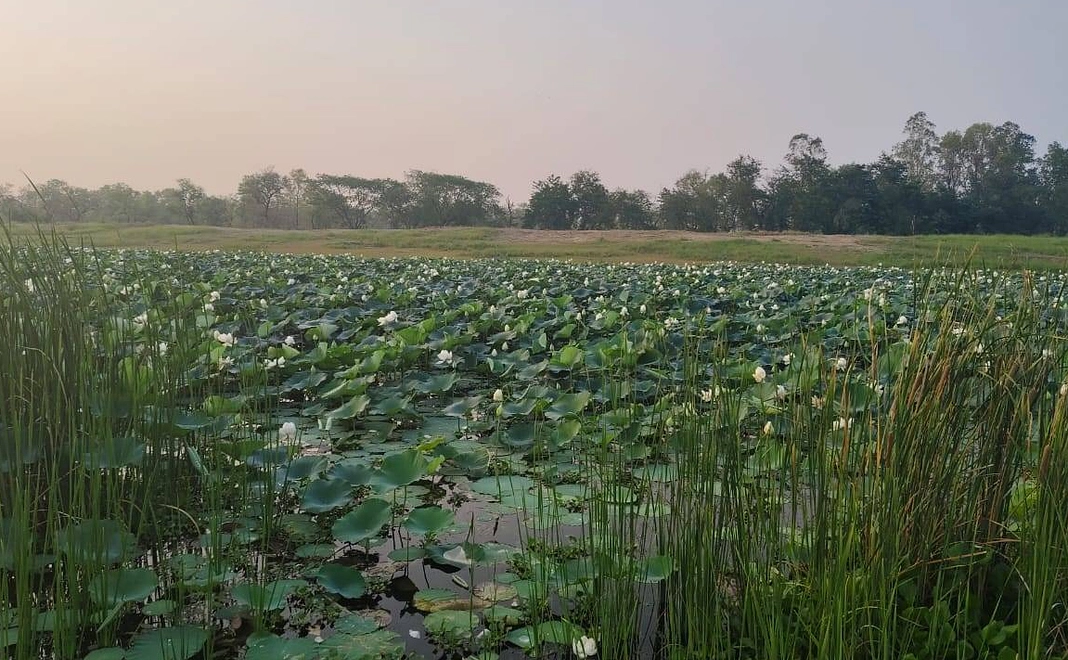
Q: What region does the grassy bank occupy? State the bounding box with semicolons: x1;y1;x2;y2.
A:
5;222;1068;268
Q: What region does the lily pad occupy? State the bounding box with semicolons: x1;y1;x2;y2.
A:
317;564;367;599
301;477;352;513
332;498;393;544
127;626;208;660
88;568;158;607
402;506;455;536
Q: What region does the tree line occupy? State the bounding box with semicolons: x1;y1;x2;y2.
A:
2;112;1066;234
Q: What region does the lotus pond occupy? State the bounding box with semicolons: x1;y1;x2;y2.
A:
3;239;1068;659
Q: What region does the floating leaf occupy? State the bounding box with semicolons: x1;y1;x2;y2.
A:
317;564;367;599
82;437;144;469
325;394;371;421
295;544;337;559
88;568;158;607
230;580;304;612
387;546;426;562
423;610;478;640
301;478;352;514
369;449;428;492
443;396;482;418
244;634;318;660
332;499;392;544
545;391;591;420
505;621;586;650
127;626;208;660
142;600;175;617
320;629;404;659
281;455;328;481
329;459;374;486
473;582;518;602
470;475;535;498
402;506;455;536
413;588;490;613
57;519;136;567
637;555;674;583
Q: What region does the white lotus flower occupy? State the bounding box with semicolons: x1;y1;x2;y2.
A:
811;395;825;409
264;356;285;370
753;366;766;383
699;389;714;403
781;353;793;365
620;306;628;317
436;349;455;366
493;388;504;402
639;304;647;314
501;342;509;351
835;357;848;371
762;421;774;435
157;342;168;356
408;630;421;639
279;421;297;441
378;310;398;327
213;331;235;347
895;315;908;326
832;417;852;431
217;356;234;370
572;635;598;658
664;317;680;330
775;385;787;401
209;290;221;302
284;335;296;346
259;298;268;309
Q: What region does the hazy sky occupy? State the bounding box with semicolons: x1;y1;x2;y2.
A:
2;1;1066;202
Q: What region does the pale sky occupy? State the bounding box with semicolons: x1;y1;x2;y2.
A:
2;0;1065;202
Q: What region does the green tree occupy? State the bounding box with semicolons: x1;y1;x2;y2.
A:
524;175;575;229
286;168;309;229
1040;142;1068;234
569;171;613;230
402;171;501;227
723;155;765;230
658;170;723;231
893;112;940;190
609;188;656;229
238;168;288;227
306;175;394;229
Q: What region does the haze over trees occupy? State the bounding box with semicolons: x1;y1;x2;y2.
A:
2;113;1066;235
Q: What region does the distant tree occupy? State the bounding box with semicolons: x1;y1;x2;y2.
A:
893;112;940;190
196;195;232;227
286;168;309;229
524;175;575;229
765;134;833;232
1040;142;1068;234
609;189;657;229
402;171;502;227
658;170;722;231
24;179;94;223
723;155;765;230
93;183;142;223
167;178;206;225
238;168;288;226
569;171;613;230
826;164;878;234
307;175;394;229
